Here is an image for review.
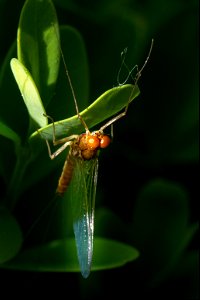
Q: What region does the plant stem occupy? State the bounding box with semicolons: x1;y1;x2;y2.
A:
6;145;32;211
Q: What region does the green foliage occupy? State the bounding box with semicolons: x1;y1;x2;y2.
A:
10;58;47;131
0;206;23;264
18;0;60;107
32;84;139;141
0;0;198;298
132;179;198;284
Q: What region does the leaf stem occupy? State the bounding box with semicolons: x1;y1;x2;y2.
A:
6;145;32;211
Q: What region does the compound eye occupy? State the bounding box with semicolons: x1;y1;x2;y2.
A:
100;135;111;148
87;135;100;149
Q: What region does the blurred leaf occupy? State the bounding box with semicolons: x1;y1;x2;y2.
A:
0;136;16;183
10;58;47;130
31;84;140;141
0;206;23;263
0;120;20;183
95;207;129;241
17;0;60;106
168;250;199;299
0;121;21;147
0;237;139;273
132;179;192;277
93;237;139;271
151;222;199;286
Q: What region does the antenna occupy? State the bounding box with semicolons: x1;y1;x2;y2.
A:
124;38;154;115
53;23;90;133
99;39;154;132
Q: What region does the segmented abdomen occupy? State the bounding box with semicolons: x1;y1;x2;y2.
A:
56;153;74;196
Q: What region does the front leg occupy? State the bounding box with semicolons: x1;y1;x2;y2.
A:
46;139;72;159
43;113;79;158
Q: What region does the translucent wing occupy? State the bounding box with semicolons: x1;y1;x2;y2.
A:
69;156;98;278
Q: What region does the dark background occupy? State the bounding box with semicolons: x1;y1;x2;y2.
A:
0;0;198;299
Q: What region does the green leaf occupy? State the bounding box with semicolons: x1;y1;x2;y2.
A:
31;84;140;140
10;58;47;129
0;206;23;264
0;121;21;146
0;237;139;272
93;238;139;271
17;0;60;106
0;41;29;137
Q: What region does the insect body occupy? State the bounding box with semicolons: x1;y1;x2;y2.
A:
46;126;111;278
56;132;111;196
45;39;154;278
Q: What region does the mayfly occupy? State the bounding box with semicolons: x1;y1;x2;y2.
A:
45;39;154;278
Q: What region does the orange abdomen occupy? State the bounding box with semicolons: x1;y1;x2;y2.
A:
56;154;74;196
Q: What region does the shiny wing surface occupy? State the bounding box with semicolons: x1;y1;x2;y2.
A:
69;156;98;278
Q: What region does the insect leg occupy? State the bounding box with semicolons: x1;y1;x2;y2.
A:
46;139;72;159
43;113;78;145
